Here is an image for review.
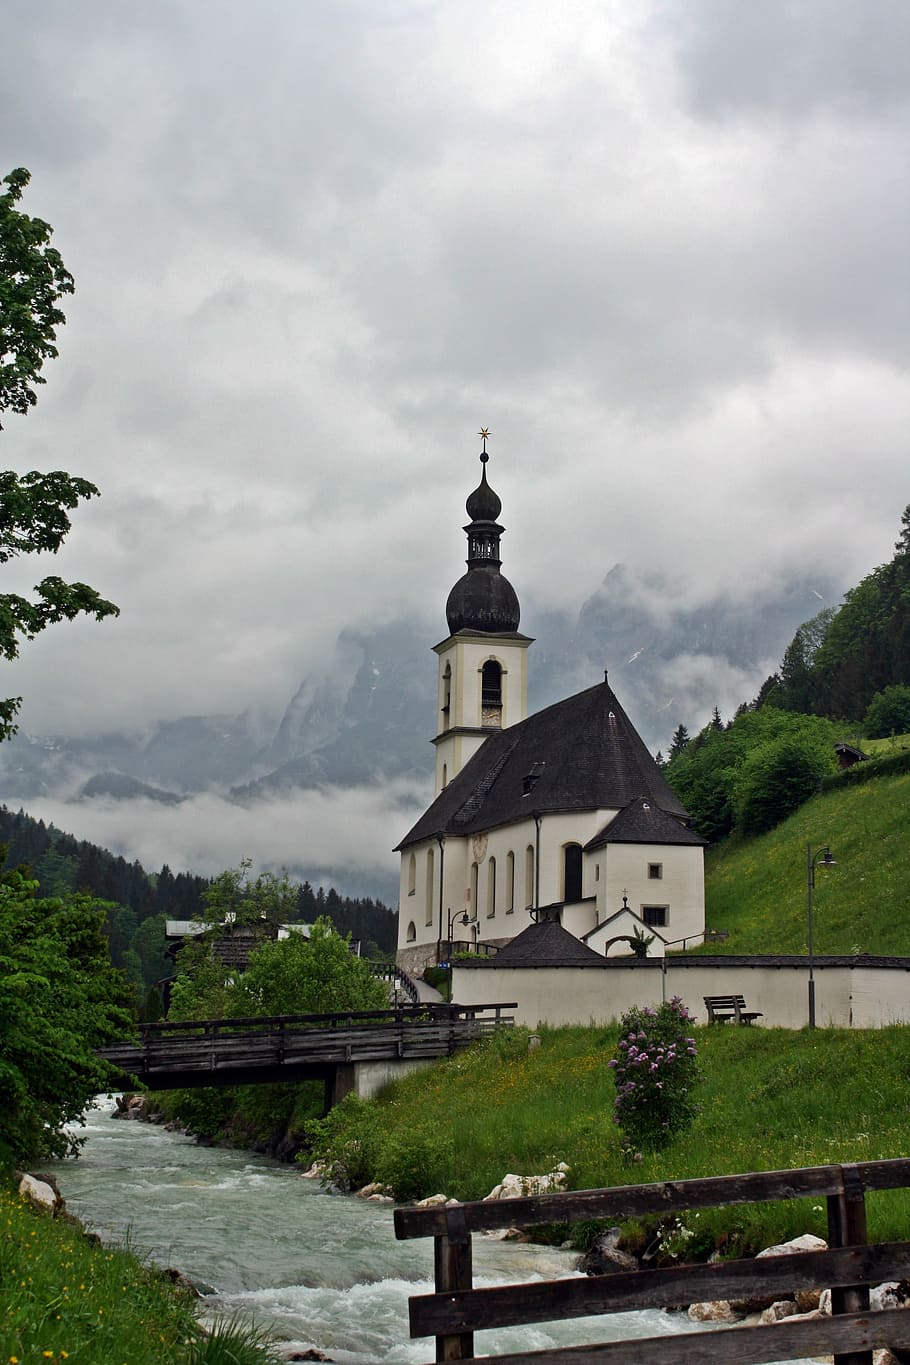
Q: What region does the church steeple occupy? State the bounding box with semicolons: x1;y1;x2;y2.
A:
432;433;533;795
445;436;521;635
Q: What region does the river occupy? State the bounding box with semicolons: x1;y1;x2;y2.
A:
47;1096;708;1362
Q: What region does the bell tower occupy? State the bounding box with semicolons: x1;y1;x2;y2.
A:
432;432;533;794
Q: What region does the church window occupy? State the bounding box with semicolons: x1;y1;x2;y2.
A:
481;660;503;728
425;848;435;926
442;763;448;788
407;853;416;896
487;857;496;917
524;845;535;909
642;906;668;928
505;851;515;912
470;861;478;910
406;920;416;942
648;863;663;880
563;844;583;903
441;663;451;731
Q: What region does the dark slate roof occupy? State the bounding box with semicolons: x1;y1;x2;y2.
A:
487;918;608;968
586;797;706;849
396;678;689;849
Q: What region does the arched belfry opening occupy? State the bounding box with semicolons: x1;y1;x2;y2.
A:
481;659;503;728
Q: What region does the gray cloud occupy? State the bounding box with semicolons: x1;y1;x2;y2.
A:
1;0;907;878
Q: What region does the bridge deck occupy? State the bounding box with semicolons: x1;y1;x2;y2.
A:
98;1004;515;1091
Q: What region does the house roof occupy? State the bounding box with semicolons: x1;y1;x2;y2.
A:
586;796;706;849
485;918;608;968
396;677;689;849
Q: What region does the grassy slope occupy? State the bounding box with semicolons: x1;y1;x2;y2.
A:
365;1023;910;1253
698;758;910;956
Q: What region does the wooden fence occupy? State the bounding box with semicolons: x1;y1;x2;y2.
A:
394;1157;910;1363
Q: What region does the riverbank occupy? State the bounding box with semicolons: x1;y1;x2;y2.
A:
1;1175;280;1364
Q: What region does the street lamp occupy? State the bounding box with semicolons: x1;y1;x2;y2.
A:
807;844;836;1029
445;908;471;956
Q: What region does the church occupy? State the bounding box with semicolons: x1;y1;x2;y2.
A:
394;438;705;978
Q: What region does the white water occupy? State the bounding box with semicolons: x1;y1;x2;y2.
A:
47;1099;723;1362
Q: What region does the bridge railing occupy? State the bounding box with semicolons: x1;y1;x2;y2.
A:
126;1002;514;1039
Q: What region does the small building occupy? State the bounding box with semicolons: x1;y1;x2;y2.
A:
395;440;705;976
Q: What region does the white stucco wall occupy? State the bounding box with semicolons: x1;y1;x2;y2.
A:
598;843;705;949
451;960;910;1030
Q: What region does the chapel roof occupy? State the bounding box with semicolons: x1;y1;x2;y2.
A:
396;676;690;849
483;917;608;968
586;796;706;849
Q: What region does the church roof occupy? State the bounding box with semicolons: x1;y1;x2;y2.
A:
396;677;690;849
478;917;607;968
586;796;706;849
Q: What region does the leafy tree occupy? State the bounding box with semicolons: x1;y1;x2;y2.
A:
202;857;299;930
864;684;910;740
0;865;132;1165
733;729;835;836
233;918;388;1017
1;167;118;740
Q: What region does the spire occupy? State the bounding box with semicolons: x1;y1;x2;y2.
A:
445;433;521;635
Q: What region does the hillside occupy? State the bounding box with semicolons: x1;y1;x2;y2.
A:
698;750;910;956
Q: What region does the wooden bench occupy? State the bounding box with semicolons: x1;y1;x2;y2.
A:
394;1158;910;1363
704;993;763;1025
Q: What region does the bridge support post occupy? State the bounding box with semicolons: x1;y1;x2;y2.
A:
329;1063;357;1111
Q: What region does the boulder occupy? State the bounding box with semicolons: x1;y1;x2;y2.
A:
18;1173;60;1214
759;1300;800;1324
355;1182;393;1199
578;1229;639;1276
484;1163;569;1201
687;1299;744;1323
872;1280;910;1312
413;1193;449;1207
756;1232;828;1259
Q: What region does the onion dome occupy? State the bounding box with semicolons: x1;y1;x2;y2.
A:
445;441;521;634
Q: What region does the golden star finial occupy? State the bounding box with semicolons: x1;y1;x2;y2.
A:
478;427;491;458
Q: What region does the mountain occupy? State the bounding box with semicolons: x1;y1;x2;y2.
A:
0;566;843;806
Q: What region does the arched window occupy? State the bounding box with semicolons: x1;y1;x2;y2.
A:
564;844;583;903
442;763;448;789
481;660;503;728
406;920;416;942
487;856;496;918
525;844;535;910
441;662;452;730
425;847;435;926
407;853;416;897
505;851;515;913
470;862;479;912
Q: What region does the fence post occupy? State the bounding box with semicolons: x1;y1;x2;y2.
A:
434;1206;473;1362
827;1163;871;1365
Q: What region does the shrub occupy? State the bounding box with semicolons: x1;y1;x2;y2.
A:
609;998;701;1154
864;685;910;739
376;1123;455;1202
301;1093;385;1191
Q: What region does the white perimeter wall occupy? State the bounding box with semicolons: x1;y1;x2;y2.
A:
452;961;910;1029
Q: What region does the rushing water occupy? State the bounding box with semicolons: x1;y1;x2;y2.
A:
48;1098;709;1362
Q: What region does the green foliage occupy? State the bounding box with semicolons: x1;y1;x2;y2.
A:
0;866;133;1166
668;723;690;758
303;1093;386;1191
376;1123;455;1202
233;917;388;1017
201;857;299;929
1;1183;279;1363
733;729;835;835
820;743;910;792
0;168;74;424
1;169;119;740
863;684;910;739
667;707;837;841
610;998;701;1154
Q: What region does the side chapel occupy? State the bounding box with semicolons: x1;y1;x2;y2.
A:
394;439;705;977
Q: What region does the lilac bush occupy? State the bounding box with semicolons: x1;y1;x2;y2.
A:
609;997;701;1154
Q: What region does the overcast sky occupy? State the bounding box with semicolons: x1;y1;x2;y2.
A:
1;1;908;886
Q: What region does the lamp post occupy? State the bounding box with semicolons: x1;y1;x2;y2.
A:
807;844;836;1028
445;908;470;957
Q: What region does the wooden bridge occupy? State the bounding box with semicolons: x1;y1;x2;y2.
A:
97;1003;514;1108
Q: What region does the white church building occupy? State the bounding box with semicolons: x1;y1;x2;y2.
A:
395;441;706;978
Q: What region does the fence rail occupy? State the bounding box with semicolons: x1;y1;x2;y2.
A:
393;1157;910;1363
